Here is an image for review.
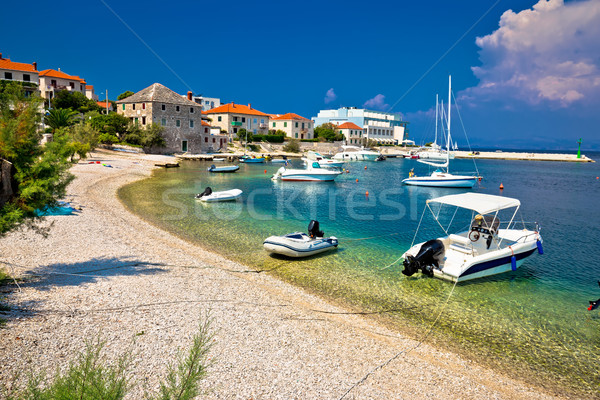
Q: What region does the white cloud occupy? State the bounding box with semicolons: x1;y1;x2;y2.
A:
363;94;389;110
324;88;337;104
465;0;600;108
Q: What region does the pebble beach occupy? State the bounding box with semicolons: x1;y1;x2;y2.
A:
0;149;568;399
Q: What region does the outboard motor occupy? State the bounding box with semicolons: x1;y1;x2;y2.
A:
308;220;324;238
195;187;212;199
402;239;445;277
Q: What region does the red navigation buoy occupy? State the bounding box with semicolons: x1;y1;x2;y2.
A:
356;178;359;183
264;169;267;174
364;166;367;170
366;191;369;196
499;183;504;190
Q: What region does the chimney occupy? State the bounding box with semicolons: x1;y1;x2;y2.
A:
187;91;192;101
33;62;37;71
248;103;251;109
0;53;2;59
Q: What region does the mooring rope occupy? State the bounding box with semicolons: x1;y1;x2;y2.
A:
338;277;460;400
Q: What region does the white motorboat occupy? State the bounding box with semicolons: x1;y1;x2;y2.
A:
207;164;239;173
332;145;380;161
263;220;338;257
303;151;344;168
195;187;242;202
272;161;342;182
401;193;543;282
402;76;479;188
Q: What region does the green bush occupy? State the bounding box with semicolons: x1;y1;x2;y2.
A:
253;134;284;143
282;139;300;153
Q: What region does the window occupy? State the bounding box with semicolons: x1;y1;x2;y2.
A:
176;120;181;127
142;116;146;125
122;104;125;110
284;122;287;127
4;72;12;80
133;104;136;110
69;82;74;88
204;127;208;133
142;103;146;110
218;116;222;122
23;74;30;82
272;122;275;128
161;118;166;126
190;120;194;128
233;128;238;134
176;105;180;112
204;137;208;142
162;104;166;111
182;140;188;152
51;79;56;87
242;117;245;123
190;107;194;113
294;122;298;128
254;119;257;124
260;119;264;124
212;138;215;143
302;122;305;129
134;117;139;124
295;133;298;138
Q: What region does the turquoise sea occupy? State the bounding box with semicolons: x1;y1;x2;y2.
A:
119;152;600;397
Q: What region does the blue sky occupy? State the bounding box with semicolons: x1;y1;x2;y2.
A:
2;0;599;150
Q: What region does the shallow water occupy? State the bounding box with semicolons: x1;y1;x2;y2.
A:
119;153;600;396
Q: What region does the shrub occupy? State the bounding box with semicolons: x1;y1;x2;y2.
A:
253;134;284;143
282;139;300;153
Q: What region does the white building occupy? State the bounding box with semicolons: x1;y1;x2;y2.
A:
0;53;39;97
39;68;87;100
191;95;221;111
270;113;314;139
313;106;409;144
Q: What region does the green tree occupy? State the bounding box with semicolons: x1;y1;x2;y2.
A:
117;90;134;101
282;138;300;153
51;90;99;113
236;128;253;143
0;83;75;236
44;108;79;132
90;113;130;139
140;123;166;149
314;123;343;142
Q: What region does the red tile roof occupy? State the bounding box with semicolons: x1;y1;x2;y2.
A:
39;69;84;82
337;122;363;130
201;121;211;126
271;113;310;121
86;85;94;90
97;101;112;108
0;58;37;72
204;102;268;117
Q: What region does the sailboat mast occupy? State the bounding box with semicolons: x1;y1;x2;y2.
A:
447;75;451;169
435;94;438;149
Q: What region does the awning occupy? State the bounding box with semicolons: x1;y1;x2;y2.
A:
427;193;520;214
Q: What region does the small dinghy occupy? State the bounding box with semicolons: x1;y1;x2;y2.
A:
195;187;242;202
208;164;239;173
263;220;338;257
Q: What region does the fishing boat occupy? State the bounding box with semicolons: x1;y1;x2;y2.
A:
207;164;239;173
263;220;338;258
271;161;343;182
402;76;478;188
239;155;265;163
303;151;344;168
401;193;543;282
194;187;242;202
332;145;381;161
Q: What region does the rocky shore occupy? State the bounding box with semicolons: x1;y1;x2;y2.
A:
0;149;564;399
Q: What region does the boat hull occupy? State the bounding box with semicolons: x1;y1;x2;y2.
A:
263;235;338;257
198;189;243;202
281;174;339;181
208;166;239;173
240;157;265;163
402;176;477;188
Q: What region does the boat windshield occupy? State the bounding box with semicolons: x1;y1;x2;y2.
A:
312;162;321;169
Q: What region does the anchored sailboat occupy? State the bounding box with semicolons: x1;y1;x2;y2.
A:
402;76;478;188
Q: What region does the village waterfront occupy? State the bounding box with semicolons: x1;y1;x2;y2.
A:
119;152;600;397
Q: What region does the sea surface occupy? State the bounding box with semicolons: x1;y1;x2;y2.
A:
119;152;600;397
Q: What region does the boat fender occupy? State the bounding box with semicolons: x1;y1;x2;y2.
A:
536;240;544;255
509;246;517;271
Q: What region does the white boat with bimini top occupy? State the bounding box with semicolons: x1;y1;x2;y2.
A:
401;193;543;282
263;220;338;258
195;187;242;202
272;161;343;182
332;145;380;161
402;76;478;188
303;151;344;168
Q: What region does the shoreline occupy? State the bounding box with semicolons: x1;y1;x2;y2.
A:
0;149;570;399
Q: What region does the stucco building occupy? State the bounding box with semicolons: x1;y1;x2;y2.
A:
0;53;39;97
270;113;314;139
39;69;87;101
204;102;270;141
313;106;409;144
335;122;364;145
117;83;227;154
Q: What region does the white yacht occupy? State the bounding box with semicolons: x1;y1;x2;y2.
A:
332;145;380;161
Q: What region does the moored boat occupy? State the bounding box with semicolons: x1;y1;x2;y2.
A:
207;164;239;173
195;187;243;202
401;193;543;282
332;145;381;161
271;161;343;182
263;220;338;258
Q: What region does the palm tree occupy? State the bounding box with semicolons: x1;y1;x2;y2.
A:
44;108;79;131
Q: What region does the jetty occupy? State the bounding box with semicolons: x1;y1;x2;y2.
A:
381;148;594;163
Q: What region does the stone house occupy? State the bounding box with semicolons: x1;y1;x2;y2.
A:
336;122;364;145
203;102;270;142
116;83;225;154
270;113;314;139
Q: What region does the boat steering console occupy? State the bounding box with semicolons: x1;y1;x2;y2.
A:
469;214;500;249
